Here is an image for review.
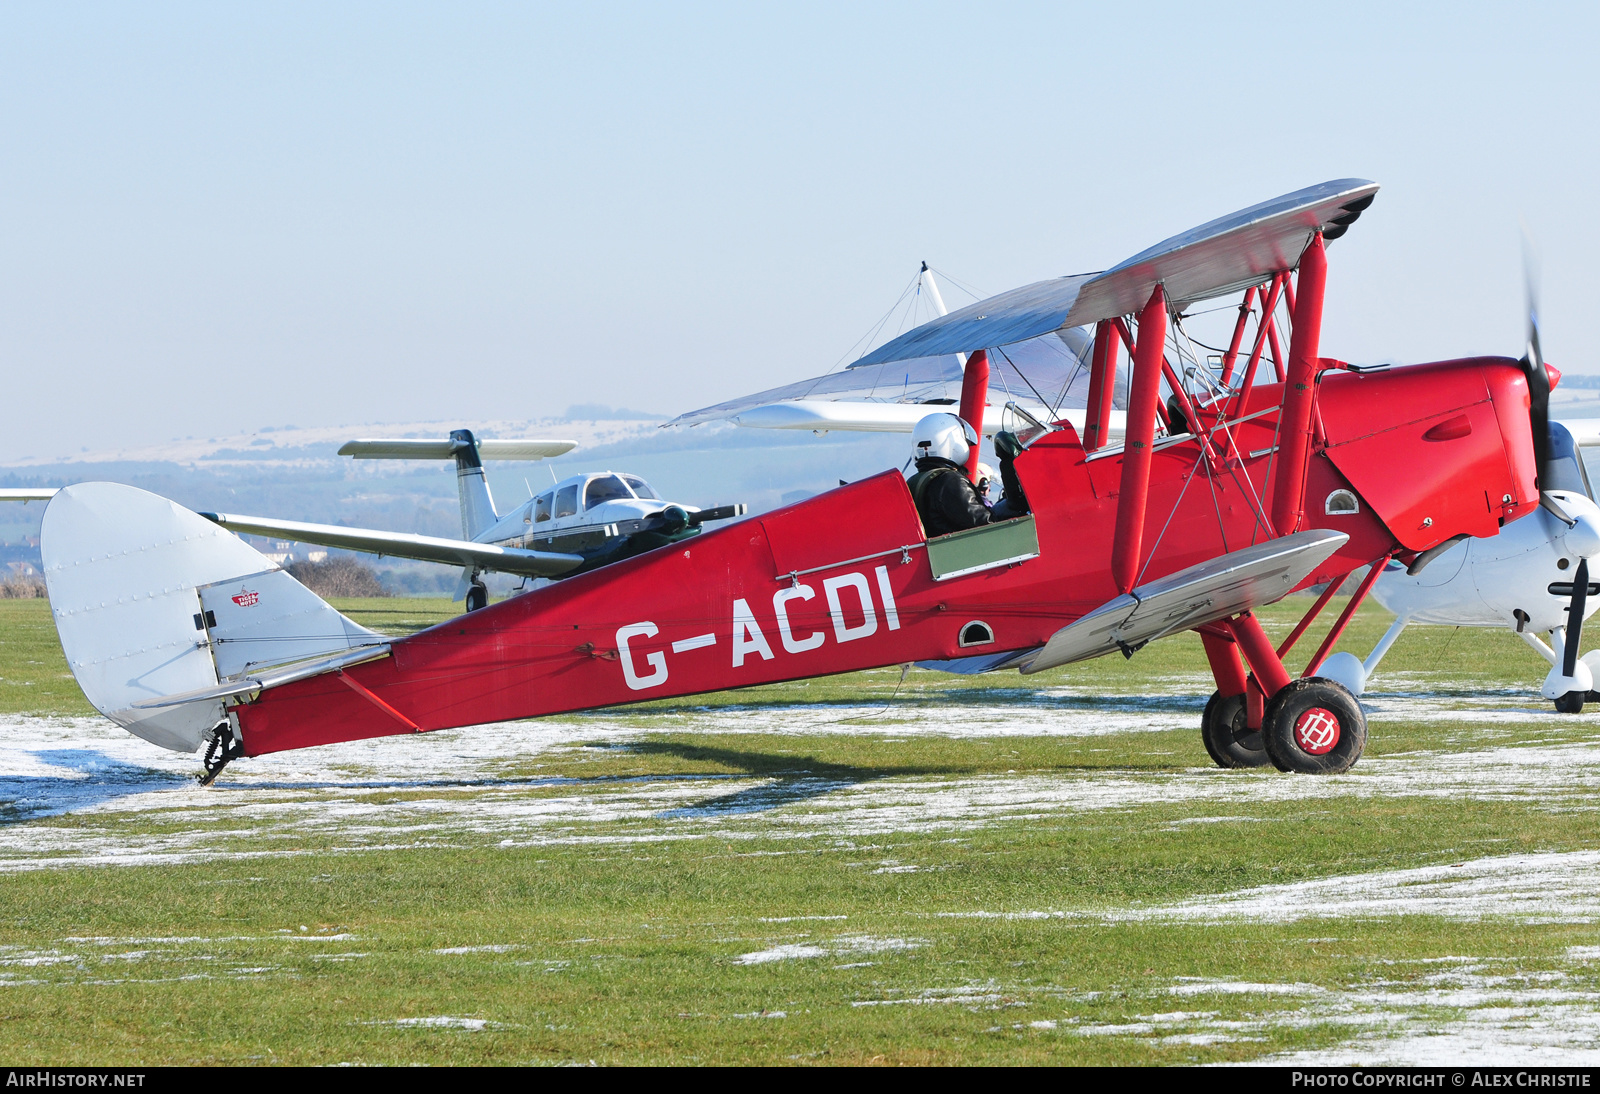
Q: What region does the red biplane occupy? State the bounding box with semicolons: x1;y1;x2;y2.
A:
41;179;1550;781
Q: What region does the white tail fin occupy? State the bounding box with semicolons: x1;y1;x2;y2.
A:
42;483;382;752
449;429;499;539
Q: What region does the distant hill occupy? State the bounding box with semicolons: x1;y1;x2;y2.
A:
0;417;907;594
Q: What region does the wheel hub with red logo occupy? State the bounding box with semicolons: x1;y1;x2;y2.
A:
1293;707;1341;755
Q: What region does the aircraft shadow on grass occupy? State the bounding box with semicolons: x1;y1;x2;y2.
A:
636;741;946;819
0;751;754;823
632;689;1210;718
0;749;192;824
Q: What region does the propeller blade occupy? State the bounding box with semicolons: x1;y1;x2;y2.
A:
1564;557;1589;680
1522;229;1554;490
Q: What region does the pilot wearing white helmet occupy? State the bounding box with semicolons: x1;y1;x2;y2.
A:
906;413;995;536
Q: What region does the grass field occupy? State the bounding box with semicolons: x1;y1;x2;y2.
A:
1;595;1598;1065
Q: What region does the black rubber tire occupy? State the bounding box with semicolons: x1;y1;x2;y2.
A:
1261;677;1366;774
1555;691;1585;714
1200;691;1271;769
465;583;489;613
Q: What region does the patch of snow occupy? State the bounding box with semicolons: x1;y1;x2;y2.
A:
852;980;1021;1008
369;1016;495;1031
734;935;922;966
1168;980;1326;996
1057;963;1600;1066
7;694;1600;870
1122;851;1600;925
735;943;828;964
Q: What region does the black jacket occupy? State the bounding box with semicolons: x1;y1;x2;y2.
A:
907;457;992;537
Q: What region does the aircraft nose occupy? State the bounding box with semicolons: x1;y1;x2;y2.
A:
1563;512;1600;560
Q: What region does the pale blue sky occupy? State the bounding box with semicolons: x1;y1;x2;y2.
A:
2;2;1598;460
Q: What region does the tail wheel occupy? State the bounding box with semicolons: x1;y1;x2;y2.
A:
1201;691;1270;769
1261;678;1366;774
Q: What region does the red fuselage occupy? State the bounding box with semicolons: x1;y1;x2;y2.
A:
236;357;1538;756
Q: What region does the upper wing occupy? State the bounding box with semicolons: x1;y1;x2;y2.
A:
0;489;58;502
201;513;585;577
338;439;577;460
720;399;1125;443
669;327;1096;430
853;179;1379;368
724;400;1046;434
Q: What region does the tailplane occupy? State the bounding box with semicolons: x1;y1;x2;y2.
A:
337;429;577;542
41;483;384;752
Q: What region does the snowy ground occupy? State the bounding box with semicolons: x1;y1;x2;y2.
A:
3;694;1597;870
4;686;1600;1063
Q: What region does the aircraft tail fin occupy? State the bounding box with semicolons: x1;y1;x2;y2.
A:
41;483;386;753
448;429;498;540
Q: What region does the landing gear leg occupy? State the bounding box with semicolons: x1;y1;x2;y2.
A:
1197;627;1269;768
198;721;244;787
465;579;489;613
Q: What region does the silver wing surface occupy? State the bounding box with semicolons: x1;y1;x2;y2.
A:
1019;530;1350;674
853;179;1379;368
338;439;576;460
669;327;1097;429
201;512;585;578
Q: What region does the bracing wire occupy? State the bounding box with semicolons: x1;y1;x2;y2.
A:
926;265;987;303
1134;446;1205;587
805;268;925;390
992;345;1055;419
1051;343;1088;421
1198;438;1231;557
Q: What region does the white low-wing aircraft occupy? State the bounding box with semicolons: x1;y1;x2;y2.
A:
199;429;745;611
1318;403;1600;711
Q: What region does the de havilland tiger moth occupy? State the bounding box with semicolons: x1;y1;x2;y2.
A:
33;179;1565;784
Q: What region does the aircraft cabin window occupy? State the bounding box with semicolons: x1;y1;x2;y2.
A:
585;475;634;509
622;475;659;501
533;492;553;522
555;484;580;519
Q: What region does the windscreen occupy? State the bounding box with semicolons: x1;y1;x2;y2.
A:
585;475;634;508
1547;422;1594;499
622;475;659;500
